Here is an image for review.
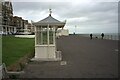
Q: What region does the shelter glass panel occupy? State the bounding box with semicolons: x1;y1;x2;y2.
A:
49;27;53;44
36;26;41;45
42;27;47;44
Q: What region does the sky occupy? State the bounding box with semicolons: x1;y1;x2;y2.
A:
10;0;119;34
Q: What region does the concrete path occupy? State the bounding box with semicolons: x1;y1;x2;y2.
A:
20;35;118;78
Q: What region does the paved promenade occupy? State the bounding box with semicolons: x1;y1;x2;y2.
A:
20;35;118;78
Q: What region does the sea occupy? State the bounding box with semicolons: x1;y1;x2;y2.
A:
78;33;119;40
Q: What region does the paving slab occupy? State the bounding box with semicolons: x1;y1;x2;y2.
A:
20;35;118;78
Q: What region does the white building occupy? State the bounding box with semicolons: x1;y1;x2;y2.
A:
32;9;66;61
56;29;69;37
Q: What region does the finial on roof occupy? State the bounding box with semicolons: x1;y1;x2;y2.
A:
49;8;52;16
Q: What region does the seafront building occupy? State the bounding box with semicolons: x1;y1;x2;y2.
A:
1;1;34;35
1;0;68;35
2;1;15;34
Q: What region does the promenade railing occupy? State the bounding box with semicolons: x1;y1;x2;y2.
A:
79;34;119;40
93;34;119;40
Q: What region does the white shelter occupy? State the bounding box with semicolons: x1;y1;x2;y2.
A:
32;9;66;61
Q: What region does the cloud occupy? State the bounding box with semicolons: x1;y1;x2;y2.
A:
12;1;118;33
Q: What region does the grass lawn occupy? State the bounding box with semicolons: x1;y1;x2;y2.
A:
2;35;34;67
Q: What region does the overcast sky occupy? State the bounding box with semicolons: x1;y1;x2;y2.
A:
11;0;119;34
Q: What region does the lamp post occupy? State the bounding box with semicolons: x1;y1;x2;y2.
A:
74;25;77;34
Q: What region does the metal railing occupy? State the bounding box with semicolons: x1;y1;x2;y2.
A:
2;63;24;79
89;34;119;40
104;35;119;40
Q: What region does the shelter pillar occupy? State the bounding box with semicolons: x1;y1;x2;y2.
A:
53;26;55;45
47;24;49;45
40;26;43;44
